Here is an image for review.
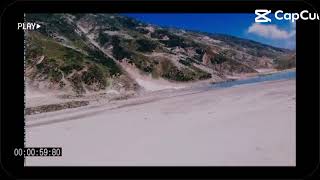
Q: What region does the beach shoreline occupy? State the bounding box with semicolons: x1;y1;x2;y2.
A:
25;68;296;113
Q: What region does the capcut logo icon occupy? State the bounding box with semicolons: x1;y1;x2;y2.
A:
255;9;320;23
255;9;272;22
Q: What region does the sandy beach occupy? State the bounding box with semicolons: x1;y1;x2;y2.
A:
25;79;296;166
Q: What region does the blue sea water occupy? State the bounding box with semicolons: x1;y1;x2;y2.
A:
210;70;296;89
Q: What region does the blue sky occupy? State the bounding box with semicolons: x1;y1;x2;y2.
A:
124;13;296;49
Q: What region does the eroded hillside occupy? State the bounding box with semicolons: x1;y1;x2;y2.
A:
25;13;296;95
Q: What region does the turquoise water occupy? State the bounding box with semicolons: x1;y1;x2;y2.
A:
210;70;296;89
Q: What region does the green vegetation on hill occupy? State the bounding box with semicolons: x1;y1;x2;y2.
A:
211;52;228;65
26;32;122;93
136;38;157;52
157;59;211;81
207;34;288;58
274;54;296;70
82;64;109;89
111;36;133;60
97;31;110;46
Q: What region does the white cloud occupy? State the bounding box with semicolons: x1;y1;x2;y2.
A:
248;23;295;40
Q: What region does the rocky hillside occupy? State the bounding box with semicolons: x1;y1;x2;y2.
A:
25;13;295;94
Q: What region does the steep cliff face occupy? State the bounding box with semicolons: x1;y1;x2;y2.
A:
25;13;295;94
